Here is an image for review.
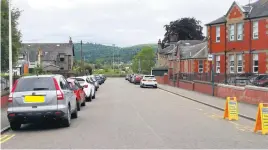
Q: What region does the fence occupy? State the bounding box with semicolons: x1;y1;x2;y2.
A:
171;73;268;87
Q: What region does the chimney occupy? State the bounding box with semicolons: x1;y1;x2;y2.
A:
169;33;178;44
69;36;73;45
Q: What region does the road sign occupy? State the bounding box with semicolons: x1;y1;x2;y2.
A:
208;54;213;61
223;97;238;121
254;103;268;135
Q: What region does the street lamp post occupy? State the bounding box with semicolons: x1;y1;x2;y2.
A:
9;0;13;92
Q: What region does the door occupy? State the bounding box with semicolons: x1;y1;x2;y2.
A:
63;77;76;111
59;77;72;111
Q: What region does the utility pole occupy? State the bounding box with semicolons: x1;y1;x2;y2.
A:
112;44;115;72
138;59;141;74
80;40;84;75
9;0;13;92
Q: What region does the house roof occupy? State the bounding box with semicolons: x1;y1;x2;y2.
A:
20;43;74;62
206;0;268;25
178;42;208;59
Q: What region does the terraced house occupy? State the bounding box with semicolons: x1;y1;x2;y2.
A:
206;0;268;75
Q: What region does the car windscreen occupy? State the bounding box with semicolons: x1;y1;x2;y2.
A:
15;77;55;92
75;78;86;85
144;76;155;79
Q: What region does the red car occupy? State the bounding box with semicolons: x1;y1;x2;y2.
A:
133;75;142;84
67;78;86;111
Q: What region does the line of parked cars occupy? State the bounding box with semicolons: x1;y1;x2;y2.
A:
228;73;268;87
7;74;106;130
125;74;158;88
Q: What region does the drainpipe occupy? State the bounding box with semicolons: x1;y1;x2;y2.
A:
249;18;252;74
224;22;227;84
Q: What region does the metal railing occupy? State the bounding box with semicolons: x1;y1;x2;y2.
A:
171;72;268;87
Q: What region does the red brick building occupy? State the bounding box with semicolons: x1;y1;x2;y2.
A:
206;0;268;74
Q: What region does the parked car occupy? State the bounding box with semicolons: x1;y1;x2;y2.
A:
67;78;86;111
99;74;106;82
252;74;268;85
70;76;95;101
125;74;129;80
133;74;142;84
130;74;135;83
140;75;158;88
7;75;78;130
254;75;268;87
88;75;99;91
95;75;104;85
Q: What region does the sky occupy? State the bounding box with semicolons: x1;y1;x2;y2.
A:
13;0;257;47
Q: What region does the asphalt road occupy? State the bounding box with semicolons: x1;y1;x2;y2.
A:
1;78;268;149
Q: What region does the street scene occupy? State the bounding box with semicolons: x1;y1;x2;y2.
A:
1;78;268;149
1;0;268;149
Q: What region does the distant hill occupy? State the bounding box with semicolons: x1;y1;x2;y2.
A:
74;43;158;63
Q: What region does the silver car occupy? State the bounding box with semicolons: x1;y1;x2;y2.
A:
7;75;78;130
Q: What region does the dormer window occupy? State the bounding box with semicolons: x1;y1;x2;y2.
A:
59;54;65;61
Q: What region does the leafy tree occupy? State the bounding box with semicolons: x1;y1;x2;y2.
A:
131;46;155;74
163;17;204;44
1;0;22;71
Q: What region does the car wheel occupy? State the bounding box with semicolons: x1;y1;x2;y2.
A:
86;95;92;102
71;105;78;119
10;122;21;131
62;107;71;127
81;100;86;106
154;86;158;88
92;93;96;99
77;101;81;111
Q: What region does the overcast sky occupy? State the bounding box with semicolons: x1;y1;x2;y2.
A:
13;0;257;47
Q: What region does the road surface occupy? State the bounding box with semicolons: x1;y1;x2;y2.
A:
1;78;268;149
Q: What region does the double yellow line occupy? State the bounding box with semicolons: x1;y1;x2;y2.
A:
0;134;15;144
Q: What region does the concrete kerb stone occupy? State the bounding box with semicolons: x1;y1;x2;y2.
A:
1;126;10;134
158;86;256;122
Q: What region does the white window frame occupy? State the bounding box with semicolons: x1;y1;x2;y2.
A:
237;23;243;41
229;55;235;74
229;24;235;41
253;21;259;39
253;53;259;73
216;55;220;73
216;26;220;42
236;54;243;73
198;60;204;73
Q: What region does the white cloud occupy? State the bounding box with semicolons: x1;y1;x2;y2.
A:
13;0;257;46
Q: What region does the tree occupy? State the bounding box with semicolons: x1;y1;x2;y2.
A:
163;17;204;44
131;46;155;74
1;0;22;72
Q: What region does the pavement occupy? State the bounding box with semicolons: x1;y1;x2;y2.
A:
1;78;268;149
1;107;9;132
158;84;258;121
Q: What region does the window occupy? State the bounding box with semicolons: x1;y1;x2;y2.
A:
216;26;220;42
253;21;259;39
229;55;235;73
198;60;203;73
15;77;55;92
59;54;65;61
229;24;235;41
216;56;220;73
237;54;243;73
253;54;259;73
237;23;243;40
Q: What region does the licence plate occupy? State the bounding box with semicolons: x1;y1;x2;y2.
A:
24;96;45;103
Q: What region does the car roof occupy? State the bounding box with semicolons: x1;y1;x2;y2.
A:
21;74;61;79
67;78;76;82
